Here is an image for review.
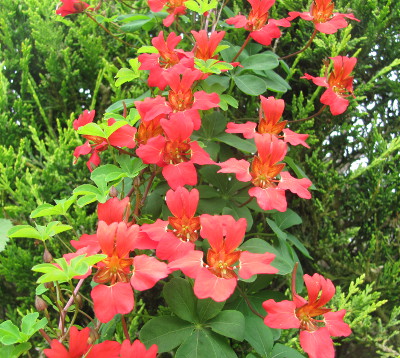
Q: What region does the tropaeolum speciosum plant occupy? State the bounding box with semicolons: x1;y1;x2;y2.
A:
5;0;360;357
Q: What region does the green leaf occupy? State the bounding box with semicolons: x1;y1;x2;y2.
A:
269;343;306;358
272;209;302;230
244;316;274;357
115;68;138;87
0;321;22;345
286;233;312;259
120;16;152;32
202;75;230;94
35;284;47;296
234;75;267;96
196;112;227;141
117;155;147;178
196;298;224;322
0;218;13;252
21;313;47;336
139;316;194;352
0;342;31;357
77;122;105;137
194;59;233;74
219;94;239;108
176;329;237;358
30;197;76;218
266;218;287;242
137;45;158;54
208;310;245;341
263;70;291;93
241;53;279;71
103;120;129;138
7;225;41;240
185;0;218;14
163;278;197;323
216;133;256;153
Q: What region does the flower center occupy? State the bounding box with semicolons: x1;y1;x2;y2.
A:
163;141;191;164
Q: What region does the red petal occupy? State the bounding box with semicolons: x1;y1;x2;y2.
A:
168;250;204;278
162;162;197;189
88;341;121;358
136;136;166;165
218;158;252;182
193;91;220;110
156;233;195;261
262;299;300;329
239;251;278;279
131;255;170;291
194;268;237;302
166;186;199;218
226;122;256;138
120;339;158;358
73;110;95;130
249;186;287;212
282;128;310;148
299;328;335;358
279;171;312;199
324;310;352;337
97;197;130;224
91;283;134;323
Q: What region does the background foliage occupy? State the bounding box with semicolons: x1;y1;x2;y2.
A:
0;0;399;356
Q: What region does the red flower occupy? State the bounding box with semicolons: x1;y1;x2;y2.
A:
73;110;137;171
226;0;290;46
142;187;200;261
263;272;351;358
91;221;169;322
303;56;357;115
191;30;226;61
136;113;214;189
139;31;192;90
148;0;188;27
56;0;90;17
289;0;360;34
44;327;120;358
226;96;310;148
218;134;312;211
120;339;158;358
169;215;277;302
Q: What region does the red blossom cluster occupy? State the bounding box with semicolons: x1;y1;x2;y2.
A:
44;326;157;357
51;0;361;356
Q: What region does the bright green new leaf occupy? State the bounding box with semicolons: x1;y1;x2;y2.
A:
185;0;218;14
0;321;22;345
0;342;31;358
7;225;42;240
0;218;13;252
77;122;105;138
137;46;158;54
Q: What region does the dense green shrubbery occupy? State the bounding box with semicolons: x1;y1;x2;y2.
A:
0;0;399;356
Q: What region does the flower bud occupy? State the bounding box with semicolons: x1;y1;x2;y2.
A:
75;293;83;309
44;282;54;289
88;327;100;344
109;186;118;198
43;248;53;263
35;296;48;312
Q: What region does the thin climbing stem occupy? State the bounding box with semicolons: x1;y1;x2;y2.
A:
280;29;318;60
288;105;327;123
85;13;136;47
232;34;252;62
121;315;130;342
237;285;264;319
